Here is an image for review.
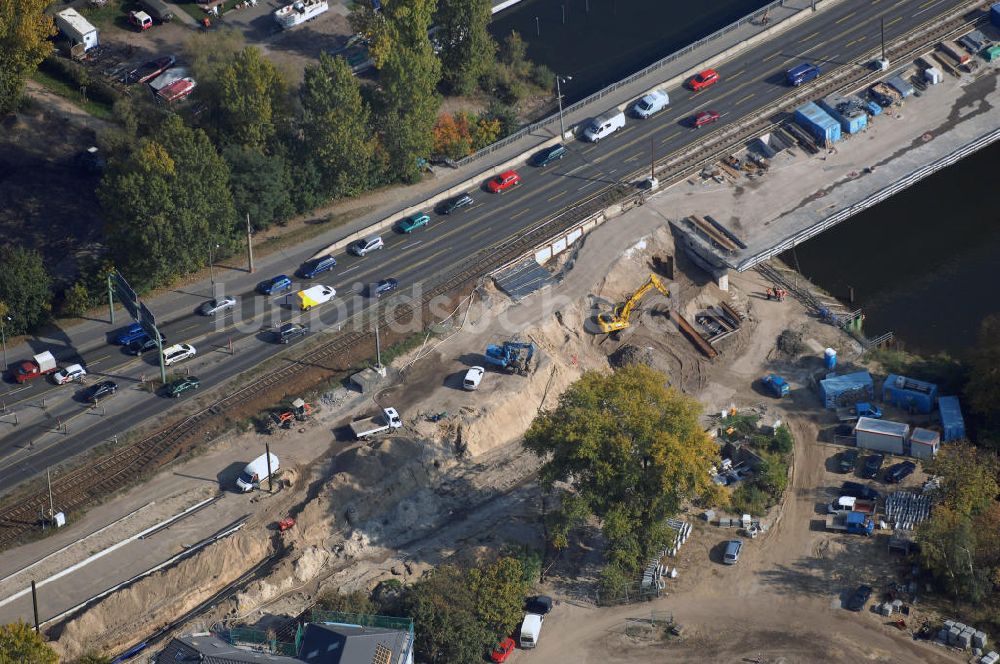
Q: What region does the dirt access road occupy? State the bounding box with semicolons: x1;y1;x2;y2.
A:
526;269;958;663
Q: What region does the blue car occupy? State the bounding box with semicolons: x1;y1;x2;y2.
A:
257;275;293;295
298;255;337;279
114;322;146;345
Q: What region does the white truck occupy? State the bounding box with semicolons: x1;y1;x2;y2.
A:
296;285;336;311
520;612;543;648
236;452;279;492
349;407;402;440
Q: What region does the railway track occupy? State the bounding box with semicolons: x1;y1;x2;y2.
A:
0;6;978;550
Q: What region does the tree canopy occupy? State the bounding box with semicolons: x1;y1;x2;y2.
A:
300;53;378;198
967;313;1000;425
405;565;491;664
0;621;58;664
436;0;496;95
0;247;52;335
217;47;287;150
222;144;294;230
523;365;718;577
98;115;237;290
0;0;54;114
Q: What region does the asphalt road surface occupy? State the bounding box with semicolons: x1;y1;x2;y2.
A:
0;0;970;492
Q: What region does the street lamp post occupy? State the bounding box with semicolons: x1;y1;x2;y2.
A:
209;243;220;285
0;316;9;372
556;75;572;139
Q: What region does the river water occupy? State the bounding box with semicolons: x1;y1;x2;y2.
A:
492;0;996;359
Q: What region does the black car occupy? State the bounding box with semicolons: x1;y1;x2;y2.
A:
530;143;567;167
126;334;166;355
84;380;118;402
372;278;399;298
861;454;884;479
837;449;859;474
885;461;916;484
845;584;873;612
438;193;474;215
525;595;553;615
274;323;308;344
840;481;880;501
299;255;337;279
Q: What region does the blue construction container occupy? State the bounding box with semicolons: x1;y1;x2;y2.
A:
865;100;882;116
991;2;1000;28
883;374;938;414
938;396;966;442
794;101;842;145
818;96;868;134
819;371;874;409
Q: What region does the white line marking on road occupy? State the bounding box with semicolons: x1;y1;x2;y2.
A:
338;265;361;275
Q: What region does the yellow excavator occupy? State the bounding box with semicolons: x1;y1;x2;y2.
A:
597;274;670;334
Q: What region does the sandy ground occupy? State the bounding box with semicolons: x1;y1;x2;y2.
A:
0;183;966;662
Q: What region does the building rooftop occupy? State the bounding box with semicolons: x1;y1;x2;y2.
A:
910;427;939;444
855;417;909;436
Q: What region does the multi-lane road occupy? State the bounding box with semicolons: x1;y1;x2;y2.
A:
0;0;970;491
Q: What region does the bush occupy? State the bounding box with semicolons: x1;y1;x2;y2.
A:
731;484;770;516
60;282;92;318
530;63;554;90
315;589;374;615
772;425;794;454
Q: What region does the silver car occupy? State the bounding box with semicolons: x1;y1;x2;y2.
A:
198;296;237;316
723;539;743;565
351;235;384;257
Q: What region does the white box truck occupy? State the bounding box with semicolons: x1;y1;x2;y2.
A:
55;9;99;52
236;452;279;492
520;612;543;648
295;285;336;311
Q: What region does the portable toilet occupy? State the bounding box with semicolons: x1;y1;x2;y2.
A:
824;348;837;370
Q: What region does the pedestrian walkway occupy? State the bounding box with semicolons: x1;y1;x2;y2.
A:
6;0;826;363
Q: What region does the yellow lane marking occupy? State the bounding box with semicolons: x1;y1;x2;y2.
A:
835;11;856;25
885;16;902;27
762;52;783;62
547;190;568;202
735;92;756;105
798;31;819;43
510;209;529;219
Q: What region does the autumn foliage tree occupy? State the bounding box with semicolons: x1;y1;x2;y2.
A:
433;111;502;159
0;620;58;664
0;0;54;114
523;365;720;583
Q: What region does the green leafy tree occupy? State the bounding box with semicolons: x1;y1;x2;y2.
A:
370;0;442;182
183;28;246;134
315;589;375;615
967;313;1000;424
436;0;496;95
222;145;294;229
0;0;54;114
523;365;719;576
755;451;789;497
98;115;237;290
405;565;491;664
61;282;92;318
300;54;377;199
0;620;58;664
928;442;999;517
0;247;52;335
771;424;794;454
468;556;527;640
218;47;287;150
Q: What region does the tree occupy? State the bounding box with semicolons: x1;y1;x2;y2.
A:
315;589;375;615
75;654;111;664
98;115;237;290
184;28;246;135
300;54;377;199
0;620;58;664
405;565;491;664
368;0;442;182
222;145;294;230
927;442;999;517
967;313;1000;423
468;556;527;640
523;365;719;576
436;0;496;95
432;112;473;159
217;47;287;150
61;281;92;318
0;0;54;114
0;247;52;335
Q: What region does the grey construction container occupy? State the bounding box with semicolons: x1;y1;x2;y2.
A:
818;95;868;134
887;75;914;99
855;417;909;455
909;427;939;459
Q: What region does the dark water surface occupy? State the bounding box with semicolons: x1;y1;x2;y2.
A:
489;0;770;104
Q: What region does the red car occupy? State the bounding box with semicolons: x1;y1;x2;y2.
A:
688;68;720;91
490;637;516;663
693;110;721;128
487;170;521;194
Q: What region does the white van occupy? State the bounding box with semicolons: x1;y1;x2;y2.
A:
520;612;543;648
582;110;626;142
236;452;279;492
463;366;485;391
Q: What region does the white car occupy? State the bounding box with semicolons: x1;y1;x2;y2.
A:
463;366;485;391
163;343;197;366
350;235;384;257
632;89;669;118
198;296;237;316
54;364;87;385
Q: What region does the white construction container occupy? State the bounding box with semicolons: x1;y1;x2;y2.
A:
855;417;909;455
909;427;940;459
924;67;942;85
55;8;99;51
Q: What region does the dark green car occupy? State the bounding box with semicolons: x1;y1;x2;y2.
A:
398;212;430;233
167;376;200;398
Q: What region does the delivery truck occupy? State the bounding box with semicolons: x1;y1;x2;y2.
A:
349;407;402;440
236;452;279;492
13;351;57;384
295;285;336;311
827;495;876;515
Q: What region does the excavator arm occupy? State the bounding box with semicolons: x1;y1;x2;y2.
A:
599;274;669;334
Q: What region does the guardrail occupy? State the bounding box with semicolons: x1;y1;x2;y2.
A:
454;0;804;168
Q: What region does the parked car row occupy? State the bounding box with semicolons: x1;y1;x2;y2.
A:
836;448;917;484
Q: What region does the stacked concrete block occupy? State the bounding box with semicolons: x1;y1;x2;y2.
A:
975;631;989;650
980;651;1000;664
949;623;964;645
878;602;892;616
959;626;975;649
